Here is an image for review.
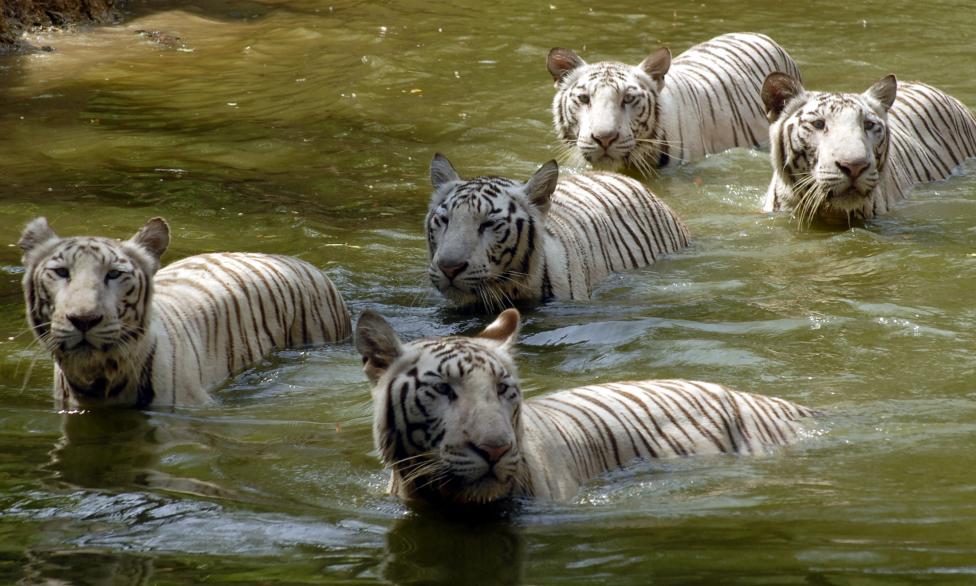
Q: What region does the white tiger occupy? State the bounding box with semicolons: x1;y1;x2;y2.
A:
19;217;352;409
356;308;815;505
761;72;976;226
426;154;689;309
548;32;802;173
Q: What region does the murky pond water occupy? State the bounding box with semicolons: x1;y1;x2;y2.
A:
2;0;976;583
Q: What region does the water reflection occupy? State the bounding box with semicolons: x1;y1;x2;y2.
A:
381;508;525;585
46;410;227;498
20;549;155;586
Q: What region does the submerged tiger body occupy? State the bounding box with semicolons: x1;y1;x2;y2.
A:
356;309;815;505
762;73;976;225
19;217;351;409
426;154;689;309
548;32;802;172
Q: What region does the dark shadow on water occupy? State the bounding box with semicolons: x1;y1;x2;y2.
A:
380;504;526;586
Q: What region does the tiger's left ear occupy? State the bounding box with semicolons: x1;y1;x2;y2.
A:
864;74;897;111
762;72;805;122
547;48;584;85
524;160;559;217
18;217;59;262
356;311;403;385
477;308;520;349
129;217;170;268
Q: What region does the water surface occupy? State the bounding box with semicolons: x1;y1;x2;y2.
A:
2;0;976;583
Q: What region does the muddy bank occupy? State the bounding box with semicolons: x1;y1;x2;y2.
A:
1;0;123;51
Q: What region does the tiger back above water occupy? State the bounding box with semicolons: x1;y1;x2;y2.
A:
547;32;802;173
356;309;816;505
761;72;976;226
425;154;689;310
19;217;352;409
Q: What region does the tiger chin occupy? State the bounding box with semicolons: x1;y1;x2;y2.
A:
356;309;816;506
762;72;976;227
19;217;351;410
424;153;689;311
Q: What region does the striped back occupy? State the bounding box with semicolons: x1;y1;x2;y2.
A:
523;380;814;500
150;252;351;404
881;81;976;211
664;32;802;162
542;172;690;299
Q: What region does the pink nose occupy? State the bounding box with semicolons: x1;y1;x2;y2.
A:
472;442;512;464
836;159;869;180
591;131;619;150
438;260;468;280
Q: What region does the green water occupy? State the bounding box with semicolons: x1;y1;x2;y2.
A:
3;0;976;583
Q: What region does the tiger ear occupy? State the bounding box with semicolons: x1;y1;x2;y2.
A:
431;153;461;191
524;160;559;216
547;48;584;84
129;217;170;265
762;72;805;122
18;217;59;261
477;308;520;349
864;74;897;111
639;47;671;89
356;311;403;385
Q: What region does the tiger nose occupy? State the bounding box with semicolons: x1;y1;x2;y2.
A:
438;260;468;280
591;131;619;150
836;159;869;180
67;313;103;332
470;441;512;464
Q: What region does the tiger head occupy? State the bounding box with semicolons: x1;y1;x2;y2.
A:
547;46;672;171
19;217;169;388
762;72;897;224
425;154;558;309
356;308;527;505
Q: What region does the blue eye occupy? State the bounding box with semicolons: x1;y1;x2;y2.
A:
52;268;69;279
106;270;122;281
811;119;826;130
578;94;590;105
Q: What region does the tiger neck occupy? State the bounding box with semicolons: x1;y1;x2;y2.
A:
55;327;158;409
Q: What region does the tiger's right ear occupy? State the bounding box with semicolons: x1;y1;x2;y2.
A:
762;72;805;122
356;311;403;385
639;47;671;90
129;217;170;266
477;308;520;350
547;48;584;84
431;153;461;191
18;217;59;261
